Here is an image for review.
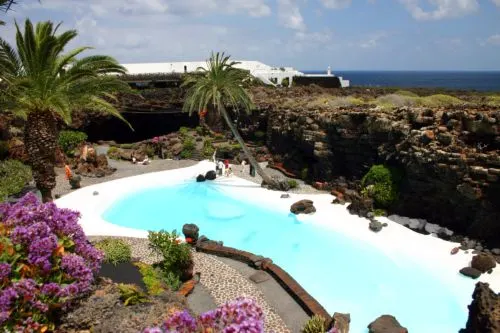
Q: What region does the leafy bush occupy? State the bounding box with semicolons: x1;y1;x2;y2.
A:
287;179;298;189
202;139;215;158
58;130;87;156
119;143;135;149
163;271;182;291
195;126;204;135
301;167;309;180
95;238;132;266
0;193;103;331
418;94;464;107
143;297;265;333
394;90;419;97
135;262;166;295
180;149;193;159
118;284;148;306
375;94;416;109
144;145;155;157
486;95;500;107
179;127;190;137
373;208;387;217
361;165;403;208
0;140;8;159
254;130;266;139
183;137;195;151
148;230;191;288
0;160;32;201
106;146;121;160
302;315;327;333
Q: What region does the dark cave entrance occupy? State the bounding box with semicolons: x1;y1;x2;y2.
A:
84;111;199;143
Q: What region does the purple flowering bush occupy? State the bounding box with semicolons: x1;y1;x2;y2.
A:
143;297;264;333
0;193;103;332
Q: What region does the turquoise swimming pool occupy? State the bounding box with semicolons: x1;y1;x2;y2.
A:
103;182;473;332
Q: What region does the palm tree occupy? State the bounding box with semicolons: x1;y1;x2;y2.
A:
182;52;275;186
0;19;133;201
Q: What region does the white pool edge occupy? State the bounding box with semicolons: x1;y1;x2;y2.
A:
55;160;500;295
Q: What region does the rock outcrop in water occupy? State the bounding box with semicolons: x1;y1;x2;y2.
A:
461;282;500;333
290;199;316;214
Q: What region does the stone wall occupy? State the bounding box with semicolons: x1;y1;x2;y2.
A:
266;106;500;246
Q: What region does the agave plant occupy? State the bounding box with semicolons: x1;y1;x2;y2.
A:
0;19;133;201
182;51;275;186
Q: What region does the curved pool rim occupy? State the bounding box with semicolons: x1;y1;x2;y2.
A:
55;161;500;327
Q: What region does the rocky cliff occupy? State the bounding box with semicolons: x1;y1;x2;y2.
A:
266;105;500;245
462;282;500;333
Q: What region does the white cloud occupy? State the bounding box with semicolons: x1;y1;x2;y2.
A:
483;34;500;46
399;0;479;20
492;0;500;6
357;32;387;48
320;0;352;9
277;0;306;30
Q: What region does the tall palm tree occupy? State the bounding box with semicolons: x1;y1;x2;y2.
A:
0;19;133;201
182;52;275;186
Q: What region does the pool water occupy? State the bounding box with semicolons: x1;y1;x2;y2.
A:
103;182;472;332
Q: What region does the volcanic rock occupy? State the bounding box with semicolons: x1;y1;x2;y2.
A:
196;174;206;182
460;267;482;279
461;282;500;333
205;170;216;180
290;200;316;214
368;315;408;333
471;253;497;273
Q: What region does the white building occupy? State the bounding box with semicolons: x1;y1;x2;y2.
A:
121;60;349;88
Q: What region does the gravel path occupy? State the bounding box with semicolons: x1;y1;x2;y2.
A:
88;236;290;333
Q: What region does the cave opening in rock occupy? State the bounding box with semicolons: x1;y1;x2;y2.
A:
84;111;199;143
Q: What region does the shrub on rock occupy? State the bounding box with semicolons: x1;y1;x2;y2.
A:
361;165;403;208
0;193;103;331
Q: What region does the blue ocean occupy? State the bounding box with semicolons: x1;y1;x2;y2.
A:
303;70;500;92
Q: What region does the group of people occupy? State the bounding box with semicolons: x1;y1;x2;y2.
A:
213;153;256;178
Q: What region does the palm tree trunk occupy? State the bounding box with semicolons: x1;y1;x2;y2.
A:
219;105;275;186
24;110;58;202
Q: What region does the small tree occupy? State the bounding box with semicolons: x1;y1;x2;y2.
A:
182;52;275;185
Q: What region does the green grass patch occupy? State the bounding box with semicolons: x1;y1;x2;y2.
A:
417;94;464;107
486;95;500;107
394;90;419;97
135;262;166;295
287;179;298;189
95;238;132;266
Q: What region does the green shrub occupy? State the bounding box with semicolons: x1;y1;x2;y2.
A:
0;160;32;201
486;95;500;107
373;208;387;217
58;130;87;155
302;315;327;333
0;140;8;159
164;271;182;291
118;284;149;306
107;146;121;160
95;238;132;266
179;126;190;137
361;165;403;208
254;130;266;139
135;262;166;295
196;126;204;135
287;179;298;189
203;139;215;158
183;137;195;151
301;167;308;180
394;90;419;97
120;143;134;149
148;230;191;288
144;145;155;157
417;94;464;107
180;150;193;159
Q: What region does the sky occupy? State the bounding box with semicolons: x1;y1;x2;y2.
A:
1;0;500;70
